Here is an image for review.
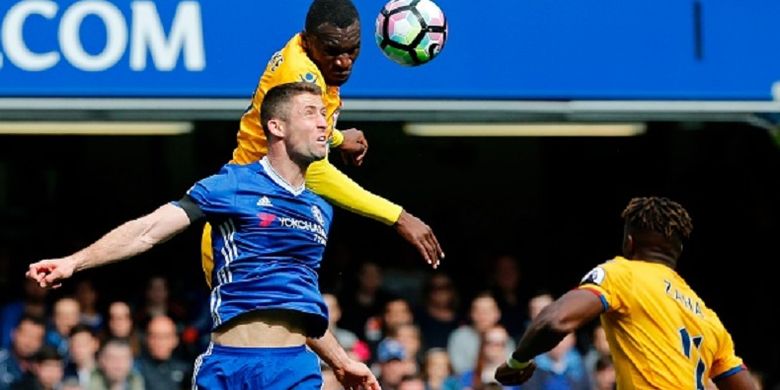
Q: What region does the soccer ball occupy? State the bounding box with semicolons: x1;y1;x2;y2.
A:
375;0;448;66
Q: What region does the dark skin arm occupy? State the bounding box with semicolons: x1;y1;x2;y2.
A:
495;289;603;386
337;128;368;166
714;370;757;390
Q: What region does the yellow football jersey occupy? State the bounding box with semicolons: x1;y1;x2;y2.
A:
578;256;745;389
230;33;402;225
200;35;404;287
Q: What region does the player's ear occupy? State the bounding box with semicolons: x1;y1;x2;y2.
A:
300;32;311;51
266;118;285;139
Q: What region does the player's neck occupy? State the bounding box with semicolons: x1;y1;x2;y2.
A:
265;153;307;190
629;249;678;268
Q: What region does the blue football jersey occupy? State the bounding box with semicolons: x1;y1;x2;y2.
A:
182;158;333;336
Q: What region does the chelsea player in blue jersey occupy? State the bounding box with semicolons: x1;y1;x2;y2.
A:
26;82;381;390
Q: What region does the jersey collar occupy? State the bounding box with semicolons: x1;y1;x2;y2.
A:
259;157;305;196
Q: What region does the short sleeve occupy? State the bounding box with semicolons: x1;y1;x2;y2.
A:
577;260;632;314
710;325;745;381
185;166;238;217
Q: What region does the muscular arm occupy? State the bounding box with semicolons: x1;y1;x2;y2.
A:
511;289;604;361
27;204;191;288
305;158;402;225
714;370;757;390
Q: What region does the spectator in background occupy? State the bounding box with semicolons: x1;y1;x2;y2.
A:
377;339;412;390
366;298;414;351
0;315;46;390
522;333;589;390
527;292;553;322
134;277;186;330
0;279;47;350
378;323;421;376
89;339;144;390
592;356;615;390
11;345;64;390
488;256;530;339
394;324;422;373
448;293;514;375
460;325;518;390
422;349;461;390
398;374;426;390
137;316;190;390
65;325;99;389
46;298;80;358
323;294;371;363
103;302;141;358
323;294;359;350
416;273;459;351
339;262;394;338
74;280;103;332
521;291;553;336
583;325;610;384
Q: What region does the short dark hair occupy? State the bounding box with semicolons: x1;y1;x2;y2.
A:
622;197;693;241
305;0;359;34
17;314;46;329
260;82;323;137
69;324;96;338
34;345;63;362
99;338;131;356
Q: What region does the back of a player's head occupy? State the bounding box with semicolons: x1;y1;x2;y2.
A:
260;82;323;138
305;0;359;35
621;196;693;256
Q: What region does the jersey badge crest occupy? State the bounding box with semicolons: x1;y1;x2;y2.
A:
581;267;606;286
311;205;324;225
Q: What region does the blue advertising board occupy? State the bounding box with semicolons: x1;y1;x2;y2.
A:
0;0;778;100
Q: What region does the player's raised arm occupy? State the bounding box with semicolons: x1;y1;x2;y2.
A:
305;158;444;267
26;203;191;289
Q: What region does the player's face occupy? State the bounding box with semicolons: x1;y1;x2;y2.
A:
285;93;328;163
305;22;361;86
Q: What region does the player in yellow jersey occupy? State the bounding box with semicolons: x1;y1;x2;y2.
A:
201;0;444;285
494;197;756;389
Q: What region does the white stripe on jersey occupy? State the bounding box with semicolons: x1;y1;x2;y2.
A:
210;286;222;326
191;342;214;390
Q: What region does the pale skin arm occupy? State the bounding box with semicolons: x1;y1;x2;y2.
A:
495;289;603;386
26;203;191;288
307;330;380;390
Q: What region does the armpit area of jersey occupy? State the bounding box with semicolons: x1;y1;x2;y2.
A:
175;195;205;223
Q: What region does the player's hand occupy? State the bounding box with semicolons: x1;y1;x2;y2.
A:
26;258;77;289
394;210;444;268
338;128;368;166
494;360;536;386
333;359;381;390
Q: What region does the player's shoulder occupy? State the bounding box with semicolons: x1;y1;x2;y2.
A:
302;189;334;216
580;257;632;286
266;34;324;86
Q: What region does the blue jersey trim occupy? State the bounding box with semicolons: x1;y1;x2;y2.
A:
713;365;744;382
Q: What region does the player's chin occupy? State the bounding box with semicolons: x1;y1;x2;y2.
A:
312;149;328;161
327;73;350;86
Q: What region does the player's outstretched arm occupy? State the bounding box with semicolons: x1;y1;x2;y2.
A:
715;370;757;390
305;158;443;268
307;330;380;390
495;289;603;386
27;203;191;289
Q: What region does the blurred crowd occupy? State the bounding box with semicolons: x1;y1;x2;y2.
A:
0;256;767;390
